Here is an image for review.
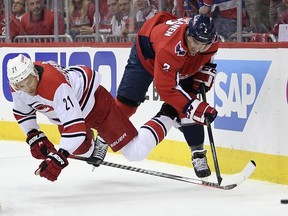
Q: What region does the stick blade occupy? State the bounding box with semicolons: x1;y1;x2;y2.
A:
224;160;256;187
208;160;256;190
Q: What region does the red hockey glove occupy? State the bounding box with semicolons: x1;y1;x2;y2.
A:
192;63;217;93
35;149;69;182
185;99;217;125
26;130;57;160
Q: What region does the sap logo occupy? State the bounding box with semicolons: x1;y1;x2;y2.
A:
214;60;271;132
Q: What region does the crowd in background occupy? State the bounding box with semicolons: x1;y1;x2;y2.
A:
0;0;288;42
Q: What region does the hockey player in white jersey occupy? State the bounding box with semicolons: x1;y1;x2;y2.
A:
7;54;178;182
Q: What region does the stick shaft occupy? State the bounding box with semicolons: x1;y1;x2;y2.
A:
72;155;236;189
200;85;222;185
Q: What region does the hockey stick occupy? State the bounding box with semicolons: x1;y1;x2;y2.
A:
71;155;256;190
200;84;222;185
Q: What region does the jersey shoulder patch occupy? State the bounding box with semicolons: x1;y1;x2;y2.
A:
175;41;187;56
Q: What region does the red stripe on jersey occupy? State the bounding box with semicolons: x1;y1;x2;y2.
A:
13;111;36;123
14;114;22;121
62;121;86;135
143;118;166;144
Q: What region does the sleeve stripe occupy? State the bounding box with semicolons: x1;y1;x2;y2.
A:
63;118;85;127
141;125;159;144
13;108;36;116
61;132;86;138
152;117;167;135
18;116;36;124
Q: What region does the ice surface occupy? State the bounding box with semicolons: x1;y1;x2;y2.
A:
0;141;287;216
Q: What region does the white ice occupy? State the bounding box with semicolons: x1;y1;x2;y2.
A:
0;140;287;216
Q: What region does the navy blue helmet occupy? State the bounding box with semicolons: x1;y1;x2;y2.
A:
188;14;216;44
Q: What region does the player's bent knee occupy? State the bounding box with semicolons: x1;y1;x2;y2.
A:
120;147;148;161
120;137;152;161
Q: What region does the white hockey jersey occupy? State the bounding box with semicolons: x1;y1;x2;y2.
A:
11;61;101;153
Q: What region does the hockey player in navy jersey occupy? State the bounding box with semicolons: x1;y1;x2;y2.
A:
7;54;178;182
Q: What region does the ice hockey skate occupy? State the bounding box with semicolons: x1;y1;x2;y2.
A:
192;149;211;178
88;132;108;167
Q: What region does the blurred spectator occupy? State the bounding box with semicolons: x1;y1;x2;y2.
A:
256;0;271;32
20;0;65;35
174;0;185;17
162;0;176;14
245;0;270;33
0;0;22;41
162;0;184;17
183;0;199;17
270;0;285;27
68;0;95;38
107;0;124;35
12;0;26;21
198;0;212;14
78;0;114;32
176;0;199;17
244;0;256;31
119;0;132;16
181;0;212;16
147;0;176;14
96;0;114;30
197;0;247;40
132;0;157;30
118;0;136;36
249;0;287;42
270;0;288;37
175;0;187;16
